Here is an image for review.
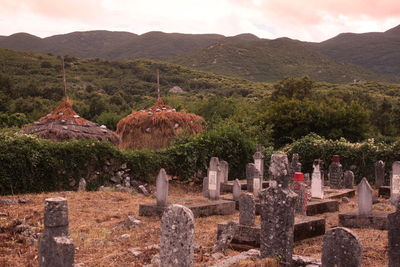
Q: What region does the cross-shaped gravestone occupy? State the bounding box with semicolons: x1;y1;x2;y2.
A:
253;144;264;179
269;154;290;189
357;178;373;216
208;157;221;200
160;205;194;267
388;201;400;267
219;161;229;183
375;160;385;188
239;193;255;226
246;163;261;197
156;168;168;206
321;227;362;267
343;170;355;189
391;161;400;205
232;179;242;201
311;160;324;199
329;155;343;189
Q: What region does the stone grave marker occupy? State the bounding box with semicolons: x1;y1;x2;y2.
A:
269;153;290;189
343;170;355;189
160;204;194;267
78;178;86;192
219;161;229;183
232;179;242;201
246;163;261;197
375;160;385;188
391;161;400;205
388;201;400;267
156;168;168;206
253;144;264;178
260;185;297;265
357;178;373;216
311;160;324;199
304;173;311;186
290;153;302;175
202;177;209;198
239;193;255;226
321;227;362;267
208;157;221;200
293;173;307;215
329;155;343;189
39;197;74;267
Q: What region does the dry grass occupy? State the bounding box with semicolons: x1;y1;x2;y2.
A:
0;185;393;267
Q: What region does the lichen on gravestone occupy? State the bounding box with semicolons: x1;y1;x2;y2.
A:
269;153;290;189
239;193;255;226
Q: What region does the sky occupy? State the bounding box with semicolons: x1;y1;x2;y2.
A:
1;0;400;42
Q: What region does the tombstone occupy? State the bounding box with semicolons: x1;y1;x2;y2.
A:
156;168;168;206
293;173;307;215
329;155;343;189
213;221;236;253
269;154;290;189
208;157;221;201
304;173;311;186
219;161;229;183
375;160;385;188
321;227;362;267
343;170;355;189
260;186;297;264
253;144;265;178
160;205;194;267
311;160;324;199
239;193;255;226
202;177;209;198
232;179;242;201
39;197;74;267
388;201;400;267
391;161;400;205
246;163;261;197
78;178;86;192
290;153;302;175
357;178;373;216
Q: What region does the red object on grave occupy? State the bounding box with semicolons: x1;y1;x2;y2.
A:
332;155;340;163
293;172;304;181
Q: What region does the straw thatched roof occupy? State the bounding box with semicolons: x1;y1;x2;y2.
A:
116;98;205;150
22;98;120;145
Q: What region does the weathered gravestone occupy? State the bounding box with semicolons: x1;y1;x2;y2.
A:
294;180;307;216
291;153;302;175
343;170;355;189
391;162;400;205
213;220;237;253
357;178;373;215
329;155;343;189
203;177;209;198
246;163;261;197
232;179;242;201
375;160;385;188
208;157;221;201
388;201;400;267
156;168;168;206
304;173;311;186
160;204;194;267
260;186;297;265
321;227;362;267
239;193;255;226
39;197;74;267
219;161;229;183
78;178;86;192
253;144;264;178
269;154;290;189
311;160;324;199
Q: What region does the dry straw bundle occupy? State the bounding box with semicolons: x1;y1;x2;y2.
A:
22;98;120;145
116;98;205;150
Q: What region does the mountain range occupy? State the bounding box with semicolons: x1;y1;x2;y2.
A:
1;25;400;83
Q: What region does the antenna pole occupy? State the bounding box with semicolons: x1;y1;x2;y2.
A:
157;69;160;99
61;56;68;99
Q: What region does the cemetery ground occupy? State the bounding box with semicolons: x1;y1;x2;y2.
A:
0;184;395;267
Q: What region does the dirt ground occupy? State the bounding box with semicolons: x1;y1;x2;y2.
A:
0;184;394;267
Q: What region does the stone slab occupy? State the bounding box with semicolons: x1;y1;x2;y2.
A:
254;199;339;216
339;211;388;230
217;216;325;247
378;186;390;198
324;188;355;199
221;180;269;193
139;200;235;218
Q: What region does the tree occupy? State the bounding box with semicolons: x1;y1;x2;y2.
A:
271;76;314;100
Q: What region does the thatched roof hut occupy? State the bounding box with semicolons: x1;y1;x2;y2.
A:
116;99;205;150
22;98;120;145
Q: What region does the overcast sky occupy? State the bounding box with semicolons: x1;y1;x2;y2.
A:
1;0;400;42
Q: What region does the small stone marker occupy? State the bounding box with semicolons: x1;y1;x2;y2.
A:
160;204;194;267
321;227;362;267
357;178;373;215
343;170;355;189
39;197;74;267
391;161;400;205
232;179;242;201
203;177;209;198
293;173;307;215
291;153;302;175
375;160;385;188
78;178;86;192
239;193;255;226
329;155;343;189
260;186;297;265
246;163;261;197
219;161;229;183
304;173;311;186
156;168;168;206
253;144;264;178
269;153;290;188
208;157;221;200
388;201;400;267
311;160;324;199
213;220;236;253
